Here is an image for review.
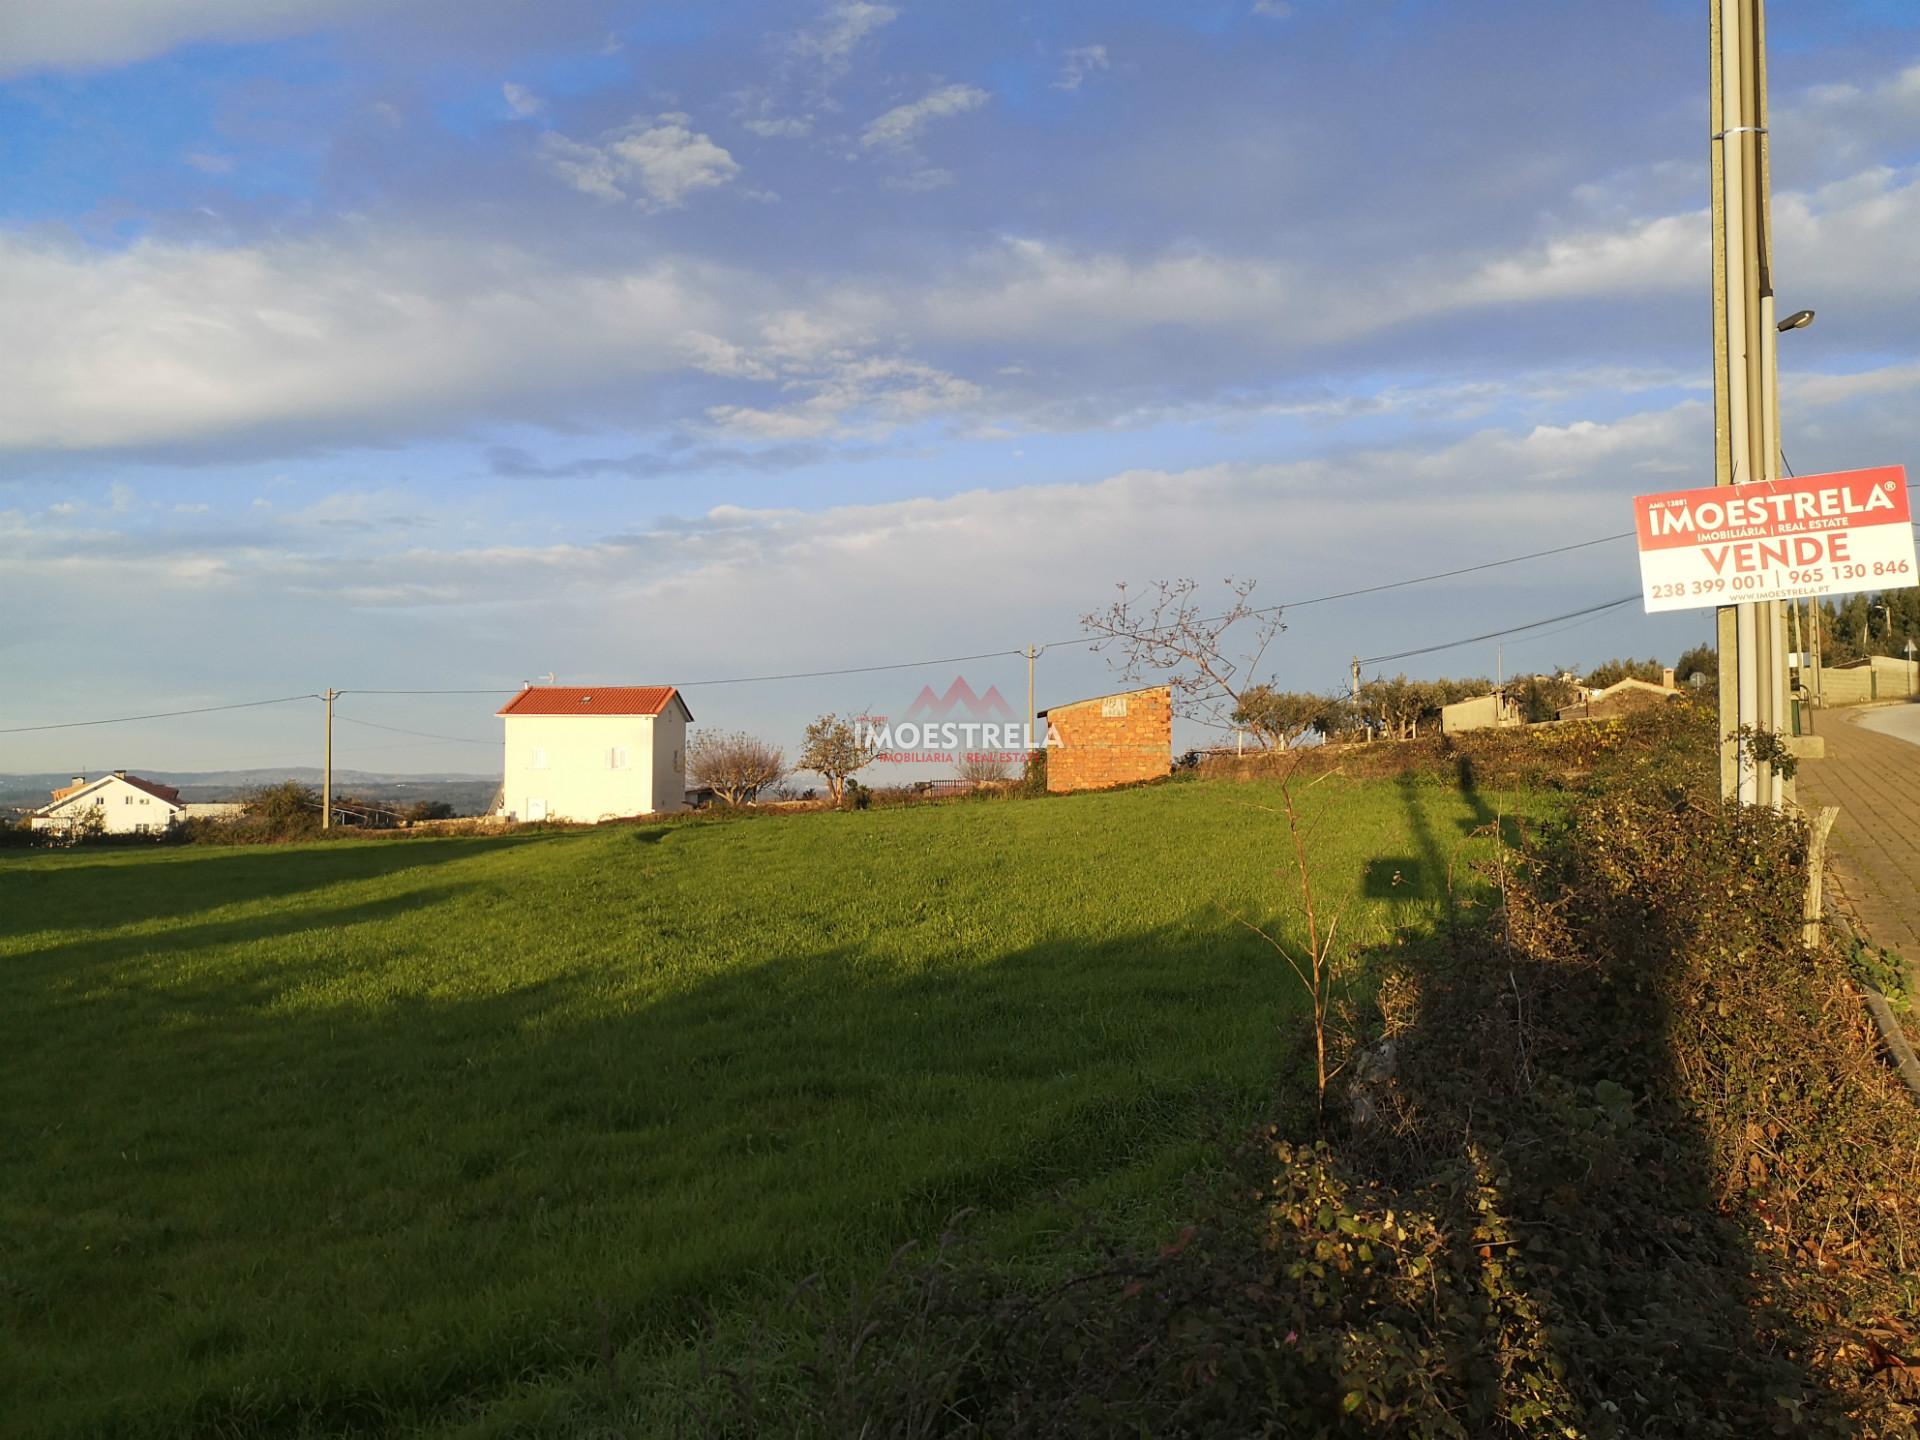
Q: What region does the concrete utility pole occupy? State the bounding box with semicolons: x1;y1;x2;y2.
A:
322;688;336;830
1021;645;1041;751
1811;597;1824;705
1710;0;1789;806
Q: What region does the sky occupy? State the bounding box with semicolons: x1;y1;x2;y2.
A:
2;0;1918;781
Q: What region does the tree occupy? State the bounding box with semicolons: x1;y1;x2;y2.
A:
246;780;320;832
1081;577;1285;743
1675;643;1717;688
688;730;787;806
1231;686;1345;748
1514;673;1582;724
798;713;880;804
1584;657;1665;689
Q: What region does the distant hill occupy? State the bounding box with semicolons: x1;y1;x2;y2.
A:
0;768;499;817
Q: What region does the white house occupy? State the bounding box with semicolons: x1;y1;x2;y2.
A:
30;771;187;835
496;685;692;823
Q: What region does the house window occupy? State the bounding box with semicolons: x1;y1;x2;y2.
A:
673;748;683;771
1101;695;1128;718
530;747;548;770
125;796;134;804
610;747;629;769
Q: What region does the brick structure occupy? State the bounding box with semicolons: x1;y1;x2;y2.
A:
1039;685;1173;793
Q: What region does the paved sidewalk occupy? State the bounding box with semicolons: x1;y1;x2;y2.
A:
1797;705;1920;960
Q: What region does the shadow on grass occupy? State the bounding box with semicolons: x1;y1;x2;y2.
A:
0;831;568;937
1;908;1305;1439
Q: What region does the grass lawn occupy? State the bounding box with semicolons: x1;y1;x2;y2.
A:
0;773;1556;1436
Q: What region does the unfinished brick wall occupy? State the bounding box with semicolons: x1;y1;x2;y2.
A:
1043;686;1173;793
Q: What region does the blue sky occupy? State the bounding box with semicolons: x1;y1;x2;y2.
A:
1;0;1917;777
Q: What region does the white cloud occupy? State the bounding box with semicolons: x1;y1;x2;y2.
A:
0;0;385;74
183;150;235;175
501;82;544;119
5;153;1912;460
1252;1;1293;16
861;83;990;151
789;0;897;78
1053;45;1110;93
883;167;955;193
741;113;813;139
1458;210;1705;307
0;227;733;452
540;113;741;208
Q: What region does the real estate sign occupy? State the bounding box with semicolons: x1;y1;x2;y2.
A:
1634;465;1914;614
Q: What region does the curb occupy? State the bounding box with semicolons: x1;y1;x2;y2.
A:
1829;907;1920;1102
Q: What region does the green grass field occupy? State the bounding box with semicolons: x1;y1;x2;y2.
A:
0;774;1554;1436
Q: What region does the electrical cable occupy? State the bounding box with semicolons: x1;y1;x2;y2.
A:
0;693;318;736
331;714;502;747
1358;594;1641;667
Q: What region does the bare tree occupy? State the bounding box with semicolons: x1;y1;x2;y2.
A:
1231;758;1355;1110
1081;577;1286;746
955;753;1012;786
798;713;880;804
688;730;787;806
1083;576;1351;1111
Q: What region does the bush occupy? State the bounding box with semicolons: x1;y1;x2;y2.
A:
1019;748;1048;797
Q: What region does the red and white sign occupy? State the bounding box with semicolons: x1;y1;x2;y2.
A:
1634;465;1914;613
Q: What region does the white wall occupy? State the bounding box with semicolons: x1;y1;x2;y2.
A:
500;711;688;822
652;705;687;816
31;776;183;834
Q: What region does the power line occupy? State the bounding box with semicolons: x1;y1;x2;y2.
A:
0;693;317;737
1358;594;1641;667
674;647;1026;688
332;714;501;747
1035;529;1639;650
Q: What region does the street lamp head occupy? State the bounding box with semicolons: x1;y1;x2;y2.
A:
1777;308;1816;332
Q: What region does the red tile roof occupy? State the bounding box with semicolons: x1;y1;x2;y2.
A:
47;774;182;806
497;685;687;718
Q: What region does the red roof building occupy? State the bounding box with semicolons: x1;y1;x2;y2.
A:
496;686;687;718
495;684;693;823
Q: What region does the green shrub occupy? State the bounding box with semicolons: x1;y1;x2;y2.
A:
1019;748;1048;796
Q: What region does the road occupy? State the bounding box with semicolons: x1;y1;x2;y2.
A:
1856;702;1920;750
1797;707;1920;962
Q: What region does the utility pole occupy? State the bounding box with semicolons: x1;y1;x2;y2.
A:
1021;645;1041;752
1710;0;1787;806
1811;597;1824;706
322;688;336;830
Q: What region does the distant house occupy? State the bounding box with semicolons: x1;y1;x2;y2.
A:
1441;691;1518;736
30;771;185;835
1037;684;1172;793
496;685;693;823
1559;669;1680;722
